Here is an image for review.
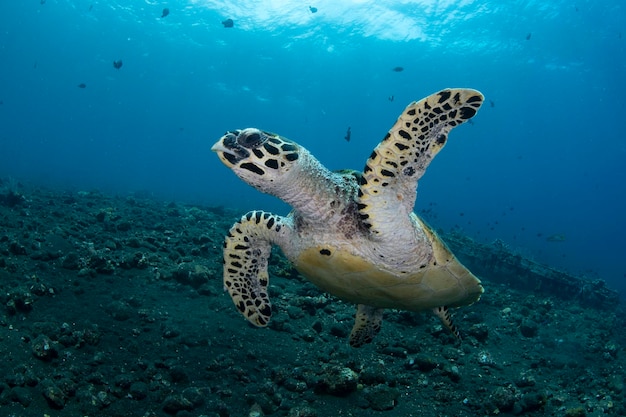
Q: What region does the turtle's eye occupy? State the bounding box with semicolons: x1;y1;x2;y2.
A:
238;130;265;149
223;131;239;148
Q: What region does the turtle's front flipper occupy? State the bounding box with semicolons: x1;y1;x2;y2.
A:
349;304;384;347
358;89;483;237
223;210;289;327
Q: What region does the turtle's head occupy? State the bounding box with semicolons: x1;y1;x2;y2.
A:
211;128;302;191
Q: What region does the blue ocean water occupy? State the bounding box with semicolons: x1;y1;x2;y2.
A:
0;1;624;297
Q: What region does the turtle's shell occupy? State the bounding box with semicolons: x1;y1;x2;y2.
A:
293;214;482;312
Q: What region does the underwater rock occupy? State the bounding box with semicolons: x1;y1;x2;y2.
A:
172;263;210;288
489;385;518;412
105;301;133;321
287;405;317;417
518;391;547;412
329;323;348;338
41;379;66;409
363;384;400;411
406;353;438;372
441;363;461;383
515;372;536;387
248;402;264;417
31;335;58;361
8;241;26;255
467;322;489;342
9;386;33;407
61;252;81;270
222;18;234;28
6;364;39;387
129;381;148;400
5;288;34;314
116;220;132;231
564;407;586;417
520;318;538;338
315;366;358;396
162;394;194;414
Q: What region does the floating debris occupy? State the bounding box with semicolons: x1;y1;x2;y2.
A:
309;6;318;13
113;60;123;69
222;18;234;28
77;83;86;89
161;8;170;18
392;66;404;72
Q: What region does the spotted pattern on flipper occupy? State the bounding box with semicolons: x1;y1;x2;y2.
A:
349;304;384;348
357;89;484;236
433;306;462;340
223;210;286;327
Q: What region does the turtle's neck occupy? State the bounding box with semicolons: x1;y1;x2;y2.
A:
273;149;356;227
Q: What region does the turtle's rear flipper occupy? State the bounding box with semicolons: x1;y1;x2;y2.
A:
433;306;461;340
223;210;287;327
349;304;384;347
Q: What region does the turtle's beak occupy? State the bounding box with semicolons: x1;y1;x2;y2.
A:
211;141;234;155
212;140;238;168
212;133;248;167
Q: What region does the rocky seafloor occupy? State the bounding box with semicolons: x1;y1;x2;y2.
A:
0;179;624;417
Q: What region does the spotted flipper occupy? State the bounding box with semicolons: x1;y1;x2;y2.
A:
349;304;384;348
357;89;484;237
222;210;290;327
433;306;461;340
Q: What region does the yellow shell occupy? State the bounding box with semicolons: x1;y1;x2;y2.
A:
294;217;483;311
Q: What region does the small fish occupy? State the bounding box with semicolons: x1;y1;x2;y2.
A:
161;8;170;18
222;18;234;28
388;95;394;102
77;83;87;89
344;127;351;142
546;234;566;242
392;66;404;72
113;59;123;69
309;6;318;13
526;32;531;40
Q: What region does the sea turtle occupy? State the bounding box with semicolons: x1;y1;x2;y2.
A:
211;88;485;347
